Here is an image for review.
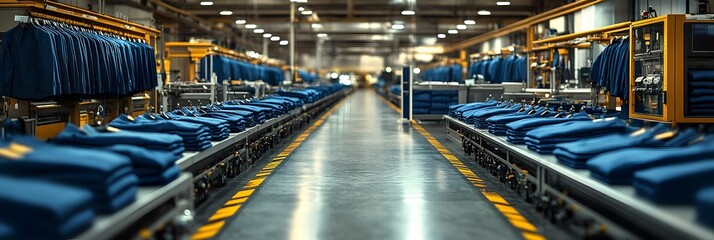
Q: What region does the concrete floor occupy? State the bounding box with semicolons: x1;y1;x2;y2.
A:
198;90;571;240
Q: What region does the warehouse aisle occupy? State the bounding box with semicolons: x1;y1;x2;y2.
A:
215;90;524;239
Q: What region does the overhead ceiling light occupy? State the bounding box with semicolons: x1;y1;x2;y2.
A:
311;23;323;29
219;11;233;16
477;10;491;15
496;1;511;6
279;40;289;45
413;67;421;74
391;24;405;30
290;0;308;2
401;10;415;16
200;1;213;6
437;33;446;38
301;10;313;15
271;36;281;41
317;33;328;38
457;24;467;30
330;72;339;79
448;29;458;34
464;19;476;25
263;33;272;38
298;7;305;11
253;28;264;33
385;66;392;73
235;19;246;24
245;24;257;29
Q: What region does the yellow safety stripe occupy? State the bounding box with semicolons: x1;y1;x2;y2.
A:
378;95;546;240
192;97;348;240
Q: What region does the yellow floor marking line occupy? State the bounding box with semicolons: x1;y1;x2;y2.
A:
192;96;348;240
377;94;546;240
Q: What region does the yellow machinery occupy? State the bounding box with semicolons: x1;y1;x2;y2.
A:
629;14;714;123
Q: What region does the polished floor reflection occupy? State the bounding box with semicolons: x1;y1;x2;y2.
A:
216;90;521;240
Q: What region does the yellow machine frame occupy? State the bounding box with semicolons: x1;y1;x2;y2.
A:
629;14;714;123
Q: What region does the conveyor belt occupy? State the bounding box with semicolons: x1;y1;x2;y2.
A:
443;115;714;240
204;90;535;239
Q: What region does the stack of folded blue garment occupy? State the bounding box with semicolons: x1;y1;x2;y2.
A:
217;103;270;122
462;102;511;124
553;124;673;169
277;90;315;103
696;187;714;227
473;104;523;129
0;136;137;213
413;90;431;114
449;100;499;119
202;105;258;127
430;91;458;115
505;111;591;144
193;108;247;132
0;175;95;239
165;110;230;141
486;107;553;135
587;132;714;185
268;96;304;110
54;124;181;185
53;124;185;157
245;100;285;116
687;70;714;116
109;114;212;151
102;145;180;186
634;160;714;204
524;119;629;154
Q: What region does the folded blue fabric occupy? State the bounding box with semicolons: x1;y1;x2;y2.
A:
54;124;184;156
0;175;95;239
696;187;714;227
138;165;180;185
526;119;627;140
588;137;714;184
634;160;714;204
553;124;672;168
110;115;212;151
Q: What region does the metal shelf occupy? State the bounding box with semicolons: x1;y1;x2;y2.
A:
75;173;194;240
443;115;714;240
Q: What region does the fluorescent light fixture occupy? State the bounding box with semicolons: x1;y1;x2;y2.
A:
219;11;233;16
298;7;305;11
235;19;246;24
200;1;213;6
413;67;421;74
437;33;446;38
263;33;272;38
391;24;405;30
311;23;323;29
279;40;289;45
253;28;264;33
496;1;511;6
457;24;467;30
301;10;313;15
464;19;476;25
290;0;308;2
330;72;339;79
317;33;328;38
385;66;392;73
448;29;458;34
477;10;491;15
401;10;415;16
271;36;281;41
245;24;257;29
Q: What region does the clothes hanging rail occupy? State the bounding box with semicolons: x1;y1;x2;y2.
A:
0;0;159;40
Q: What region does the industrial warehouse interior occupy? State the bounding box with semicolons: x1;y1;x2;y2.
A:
1;0;714;239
